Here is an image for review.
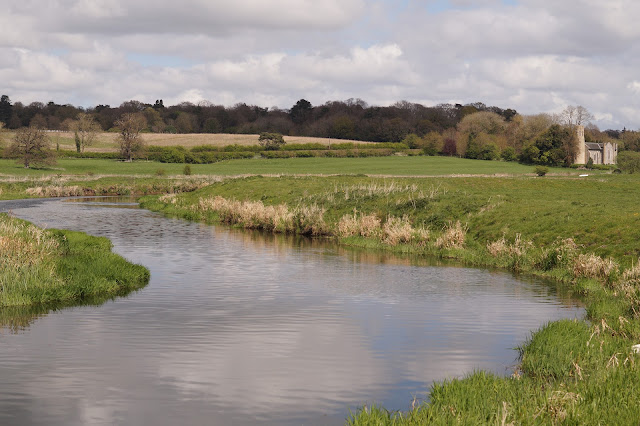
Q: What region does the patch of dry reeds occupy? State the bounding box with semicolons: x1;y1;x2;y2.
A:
337;211;429;246
197;196;328;235
382;216;414;246
26;186;83;197
435;221;466;249
621;260;640;286
158;193;178;204
337;211;381;238
572;254;619;280
487;234;532;257
0;216;59;270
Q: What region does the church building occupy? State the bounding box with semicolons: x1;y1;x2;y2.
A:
574;125;618;165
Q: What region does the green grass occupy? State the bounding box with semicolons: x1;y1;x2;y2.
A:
0;214;149;308
140;174;640;264
0;156;593;178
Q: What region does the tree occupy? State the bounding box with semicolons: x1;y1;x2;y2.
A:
258;132;285;150
557;105;595;128
442;138;457;156
69;113;100;152
115;113;146;161
7;126;56;168
0;95;12;125
289;99;313;125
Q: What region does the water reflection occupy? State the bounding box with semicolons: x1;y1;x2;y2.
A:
0;198;584;425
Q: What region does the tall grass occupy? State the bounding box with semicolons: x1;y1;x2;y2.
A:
0;214;149;307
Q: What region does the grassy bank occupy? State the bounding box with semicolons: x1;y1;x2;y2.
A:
139;173;640;424
0;214;149;307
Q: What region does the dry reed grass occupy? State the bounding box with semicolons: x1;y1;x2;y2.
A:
487;234;532;257
0;216;59;269
26;186;83;197
436;221;466;249
621;260;640;286
337;211;381;238
158;193;178;204
337;211;429;246
382;216;415;246
572;254;619;280
197;196;328;235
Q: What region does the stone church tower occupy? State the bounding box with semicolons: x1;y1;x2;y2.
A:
575;125;587;165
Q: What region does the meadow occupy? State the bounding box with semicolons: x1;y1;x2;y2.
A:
0;156;589;179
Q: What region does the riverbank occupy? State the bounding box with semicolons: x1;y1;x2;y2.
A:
0;214;149;307
139;174;640;424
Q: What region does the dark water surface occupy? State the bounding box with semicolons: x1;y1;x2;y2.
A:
0;198;583;425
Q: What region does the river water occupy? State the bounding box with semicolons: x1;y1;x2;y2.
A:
0;198;583;425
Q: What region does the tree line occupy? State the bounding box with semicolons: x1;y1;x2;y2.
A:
1;94;639;168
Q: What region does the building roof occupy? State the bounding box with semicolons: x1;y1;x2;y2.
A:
586;142;603;151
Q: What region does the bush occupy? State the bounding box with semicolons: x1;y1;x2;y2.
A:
534;165;549;176
586;157;594;169
160;147;186;163
155;168;166;176
183;165;192;175
258;132;286;150
501;146;517;162
617;151;640;173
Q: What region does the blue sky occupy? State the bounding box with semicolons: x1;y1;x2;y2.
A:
1;0;639;129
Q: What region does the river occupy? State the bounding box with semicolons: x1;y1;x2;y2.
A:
0;198;583;425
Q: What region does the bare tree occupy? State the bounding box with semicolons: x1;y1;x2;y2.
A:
115;113;146;161
70;113;100;153
557;105;594;128
575;105;595;126
7;126;56;168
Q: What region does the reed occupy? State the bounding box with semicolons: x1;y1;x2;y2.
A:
435;221;466;249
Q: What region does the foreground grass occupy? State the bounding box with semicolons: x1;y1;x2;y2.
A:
139;173;640;424
0;214;149;308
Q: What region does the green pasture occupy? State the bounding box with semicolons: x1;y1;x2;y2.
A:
0;156;593;178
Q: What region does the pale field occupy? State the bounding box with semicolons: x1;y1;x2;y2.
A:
8;132;375;152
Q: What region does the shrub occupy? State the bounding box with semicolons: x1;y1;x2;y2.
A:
501;146;517;162
534;166;549;176
155;168;166;176
183;165;192;176
586;157;594;169
258;132;286;150
160;147;186;163
617;151;640;173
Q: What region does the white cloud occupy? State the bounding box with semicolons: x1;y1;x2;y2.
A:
1;0;639;128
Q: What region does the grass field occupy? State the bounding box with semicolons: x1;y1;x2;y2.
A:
8;131;374;152
0;156;596;178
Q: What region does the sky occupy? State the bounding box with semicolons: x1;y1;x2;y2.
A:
1;0;639;129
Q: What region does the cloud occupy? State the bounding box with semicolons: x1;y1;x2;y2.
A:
1;0;639;128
